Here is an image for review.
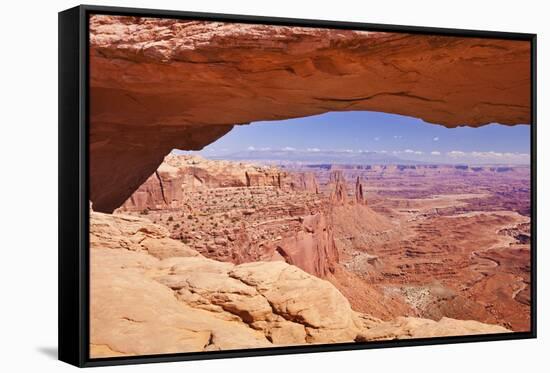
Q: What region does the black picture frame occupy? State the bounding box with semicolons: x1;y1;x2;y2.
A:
58;4;537;368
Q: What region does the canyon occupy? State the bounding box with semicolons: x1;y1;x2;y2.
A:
91;200;509;357
89;154;530;357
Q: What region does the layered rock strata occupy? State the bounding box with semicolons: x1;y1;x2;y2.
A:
118;156;375;279
120;155;320;212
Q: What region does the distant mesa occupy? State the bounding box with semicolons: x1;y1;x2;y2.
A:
214;148;405;165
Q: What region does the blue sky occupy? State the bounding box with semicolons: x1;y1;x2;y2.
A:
178;111;530;164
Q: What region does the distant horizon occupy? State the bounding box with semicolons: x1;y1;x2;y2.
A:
173;111;530;165
173;149;530;167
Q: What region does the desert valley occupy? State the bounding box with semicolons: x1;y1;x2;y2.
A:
90;154;529;357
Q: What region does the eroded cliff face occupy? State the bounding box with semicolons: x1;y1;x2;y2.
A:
118;155;387;279
120;155;286;211
120;154;319;211
117;155;340;278
90;210;508;357
274;213;339;278
89;15;531;212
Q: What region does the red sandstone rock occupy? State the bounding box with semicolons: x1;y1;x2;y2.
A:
117;155;531;331
90;210;509;357
290;172;320;194
89;15;531;212
119;155;341;278
355;176;367;205
275;213;339;277
329;170;348;205
120;155;289;211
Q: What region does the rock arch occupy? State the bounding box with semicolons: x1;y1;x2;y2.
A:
89;15;531;212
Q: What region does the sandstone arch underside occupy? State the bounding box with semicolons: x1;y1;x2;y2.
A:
89;15;531;213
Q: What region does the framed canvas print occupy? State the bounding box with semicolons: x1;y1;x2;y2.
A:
58;5;537;367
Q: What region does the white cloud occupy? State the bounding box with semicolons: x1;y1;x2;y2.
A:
448;150;466;157
393;135;403;140
431;151;441;155
472;151;528;159
392;149;424;156
247;146;255;151
446;150;529;164
306;147;321;152
282;146;296;151
433;137;439;141
403;149;423;155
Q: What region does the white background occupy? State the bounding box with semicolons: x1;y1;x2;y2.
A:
0;0;547;371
